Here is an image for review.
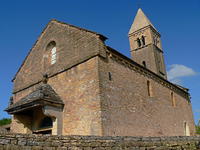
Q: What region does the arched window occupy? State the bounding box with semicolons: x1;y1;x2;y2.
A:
141;36;145;45
142;61;146;68
137;38;141;47
46;41;57;65
51;46;57;64
39;117;53;129
108;72;112;81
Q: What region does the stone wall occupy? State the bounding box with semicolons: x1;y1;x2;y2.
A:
11;56;103;136
48;56;102;135
98;51;195;136
0;134;199;150
13;19;106;93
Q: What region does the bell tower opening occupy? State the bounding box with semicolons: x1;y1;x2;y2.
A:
142;61;146;68
128;8;167;79
137;38;141;47
141;35;145;46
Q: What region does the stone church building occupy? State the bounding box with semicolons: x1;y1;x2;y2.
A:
6;8;195;136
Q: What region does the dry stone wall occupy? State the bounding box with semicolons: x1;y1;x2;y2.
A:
0;133;200;150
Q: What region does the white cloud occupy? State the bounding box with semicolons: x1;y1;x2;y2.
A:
167;64;197;84
170;78;182;84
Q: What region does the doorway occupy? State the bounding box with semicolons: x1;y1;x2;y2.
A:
184;122;190;136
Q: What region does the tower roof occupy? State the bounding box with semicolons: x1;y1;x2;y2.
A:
129;8;157;34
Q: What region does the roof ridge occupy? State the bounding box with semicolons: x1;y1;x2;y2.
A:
52;19;107;40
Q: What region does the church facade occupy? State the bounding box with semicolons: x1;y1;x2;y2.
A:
6;8;195;136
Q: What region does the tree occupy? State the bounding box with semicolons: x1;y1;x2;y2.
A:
0;118;11;126
196;120;200;135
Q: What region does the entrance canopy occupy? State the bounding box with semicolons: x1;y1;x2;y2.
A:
5;83;64;114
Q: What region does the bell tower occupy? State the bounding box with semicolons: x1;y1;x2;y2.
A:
128;8;167;79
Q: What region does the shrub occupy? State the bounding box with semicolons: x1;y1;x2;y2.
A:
0;118;11;126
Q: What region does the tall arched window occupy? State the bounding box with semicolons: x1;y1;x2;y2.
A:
46;41;57;65
141;36;145;45
142;61;147;68
137;38;141;47
51;46;57;64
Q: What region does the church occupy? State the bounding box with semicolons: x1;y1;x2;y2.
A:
5;8;195;136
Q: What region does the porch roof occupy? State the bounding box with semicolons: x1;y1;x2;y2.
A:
5;83;64;114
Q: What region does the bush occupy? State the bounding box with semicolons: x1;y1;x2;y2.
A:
196;120;200;135
0;118;11;126
196;126;200;135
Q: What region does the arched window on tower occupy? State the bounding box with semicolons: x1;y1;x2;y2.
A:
137;38;141;47
141;36;145;46
142;61;147;68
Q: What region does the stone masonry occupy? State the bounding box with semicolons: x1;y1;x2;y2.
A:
0;133;200;150
6;8;196;136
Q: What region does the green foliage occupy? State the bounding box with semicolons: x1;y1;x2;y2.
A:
0;118;11;126
196;126;200;135
196;120;200;135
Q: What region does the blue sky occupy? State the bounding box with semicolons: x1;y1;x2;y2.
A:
0;0;199;124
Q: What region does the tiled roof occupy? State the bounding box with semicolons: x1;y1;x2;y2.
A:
5;83;64;114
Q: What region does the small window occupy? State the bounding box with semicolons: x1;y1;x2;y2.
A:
171;92;176;107
147;80;152;97
142;61;146;68
108;72;112;81
137;38;141;47
141;36;145;45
